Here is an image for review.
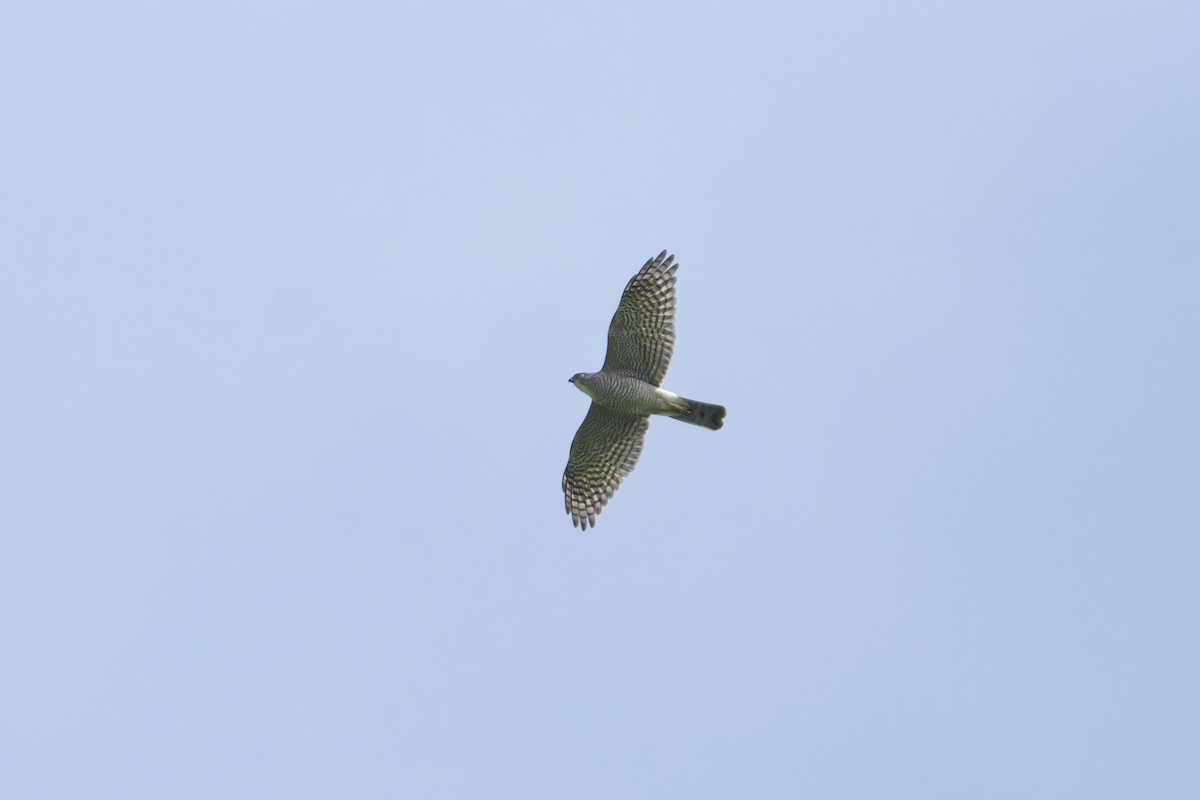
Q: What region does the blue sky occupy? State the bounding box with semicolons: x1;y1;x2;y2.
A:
2;1;1198;797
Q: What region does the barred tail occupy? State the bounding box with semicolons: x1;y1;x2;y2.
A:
668;397;726;430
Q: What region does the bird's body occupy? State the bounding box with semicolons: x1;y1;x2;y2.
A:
562;251;726;530
570;372;666;415
570;372;726;430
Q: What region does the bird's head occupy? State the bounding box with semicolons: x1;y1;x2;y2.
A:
568;372;597;396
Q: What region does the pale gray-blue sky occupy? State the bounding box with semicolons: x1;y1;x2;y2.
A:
2;1;1197;797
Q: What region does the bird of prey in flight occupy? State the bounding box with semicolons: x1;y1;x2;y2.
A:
563;251;726;530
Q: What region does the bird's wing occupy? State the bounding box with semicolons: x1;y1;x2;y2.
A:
562;403;650;530
601;251;677;386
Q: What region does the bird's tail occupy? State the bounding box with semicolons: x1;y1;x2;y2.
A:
666;396;726;430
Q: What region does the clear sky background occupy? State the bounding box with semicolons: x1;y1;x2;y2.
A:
2;1;1198;797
